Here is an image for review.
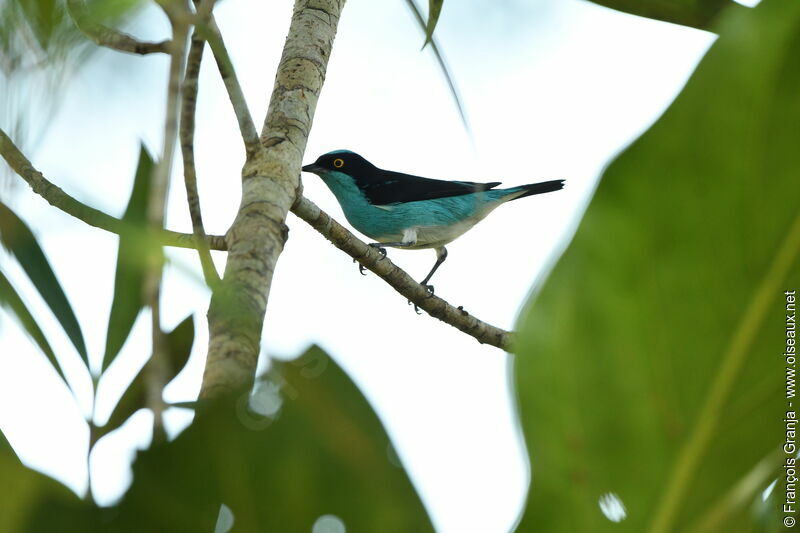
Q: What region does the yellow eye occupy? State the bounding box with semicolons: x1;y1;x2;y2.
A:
333;158;344;168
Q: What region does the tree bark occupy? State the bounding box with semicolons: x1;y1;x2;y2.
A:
200;0;346;399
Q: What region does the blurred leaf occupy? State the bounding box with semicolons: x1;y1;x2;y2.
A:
0;0;147;71
514;0;799;531
403;0;469;132
584;0;736;30
0;269;66;384
105;346;434;532
102;144;157;372
97;364;145;441
0;429;99;532
72;0;146;26
16;0;61;50
97;315;194;440
424;0;443;46
0;201;88;365
0;0;80;66
1;0;148;188
165;314;194;381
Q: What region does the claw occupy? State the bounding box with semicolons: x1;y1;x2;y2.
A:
353;257;368;276
407;299;422;315
368;242;387;258
457;305;469;316
423;284;435;295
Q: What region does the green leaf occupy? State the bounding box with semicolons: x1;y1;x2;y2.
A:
584;0;736;30
0;269;66;384
16;0;61;50
96;364;145;442
0;201;88;366
102;144;157;372
513;1;800;531
0;430;99;532
164;314;194;382
97;315;194;440
107;346;434;532
403;0;469;132
0;0;146;59
424;0;443;46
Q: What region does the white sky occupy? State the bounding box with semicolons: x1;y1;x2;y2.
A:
0;0;715;531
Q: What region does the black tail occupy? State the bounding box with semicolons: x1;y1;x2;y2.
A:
511;179;565;200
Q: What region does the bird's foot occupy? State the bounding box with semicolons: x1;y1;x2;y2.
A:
355;245;387;276
407;284;435;314
457;305;469;316
368;242;387;258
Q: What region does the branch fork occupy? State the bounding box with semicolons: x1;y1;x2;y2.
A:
0;0;515;407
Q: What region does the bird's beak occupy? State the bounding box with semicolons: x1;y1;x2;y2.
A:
302;163;321;173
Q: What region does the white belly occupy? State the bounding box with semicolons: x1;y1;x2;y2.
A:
401;219;480;249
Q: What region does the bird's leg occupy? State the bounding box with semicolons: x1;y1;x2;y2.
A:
408;247;447;314
420;247;448;294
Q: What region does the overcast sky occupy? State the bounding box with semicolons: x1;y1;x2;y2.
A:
0;0;719;531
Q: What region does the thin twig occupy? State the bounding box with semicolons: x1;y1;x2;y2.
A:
198;17;261;157
143;16;190;440
66;0;171;55
291;196;513;351
180;27;221;286
194;0;218;29
0;130;227;249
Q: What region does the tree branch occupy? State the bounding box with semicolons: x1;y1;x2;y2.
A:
180;27;221;286
200;0;346;399
0;128;227;251
66;0;171;55
291;196;513;351
200;17;262;157
143;15;190;440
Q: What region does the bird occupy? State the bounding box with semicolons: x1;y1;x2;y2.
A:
302;150;564;293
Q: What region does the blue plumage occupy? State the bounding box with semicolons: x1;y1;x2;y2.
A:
302;150;564;290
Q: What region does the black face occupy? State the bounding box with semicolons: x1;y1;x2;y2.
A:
302;151;377;177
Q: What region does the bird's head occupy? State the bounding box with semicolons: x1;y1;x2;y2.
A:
301;150;377;181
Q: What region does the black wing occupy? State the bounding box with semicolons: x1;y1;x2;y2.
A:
357;169;501;205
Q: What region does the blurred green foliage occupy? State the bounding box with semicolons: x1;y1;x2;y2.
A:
0;199;90;387
102;145;157;372
583;0;735;30
110;347;433;532
0;0;145;73
0;201;88;365
0;432;95;533
6;347;434;532
0;266;64;381
0;0;145;173
1;0;82;72
514;0;800;531
97;314;194;442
